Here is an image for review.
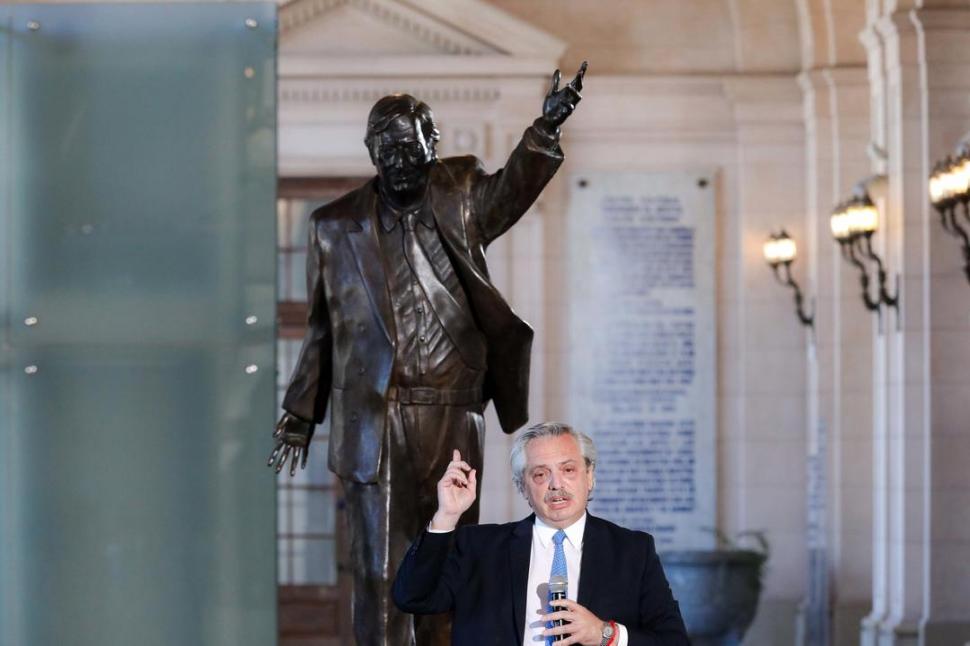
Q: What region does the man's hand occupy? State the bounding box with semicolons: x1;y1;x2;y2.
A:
541;61;588;129
267;413;315;477
542;598;607;645
430;450;477;531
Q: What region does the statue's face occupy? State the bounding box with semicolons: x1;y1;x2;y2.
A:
371;115;434;200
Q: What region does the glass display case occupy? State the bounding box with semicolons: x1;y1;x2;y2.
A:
0;5;278;645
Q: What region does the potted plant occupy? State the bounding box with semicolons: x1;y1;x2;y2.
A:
661;530;770;646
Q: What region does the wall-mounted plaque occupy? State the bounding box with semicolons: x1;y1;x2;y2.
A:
568;172;716;550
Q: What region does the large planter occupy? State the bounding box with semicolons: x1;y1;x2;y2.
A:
661;550;767;646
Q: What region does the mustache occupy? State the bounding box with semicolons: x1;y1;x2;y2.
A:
544;490;573;503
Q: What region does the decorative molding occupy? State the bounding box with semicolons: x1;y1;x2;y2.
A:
280;0;493;55
280;81;500;104
280;54;560;79
279;0;565;60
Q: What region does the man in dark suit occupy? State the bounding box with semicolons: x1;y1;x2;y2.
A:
268;64;588;646
393;422;690;646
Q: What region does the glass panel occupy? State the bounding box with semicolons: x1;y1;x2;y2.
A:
0;10;9;350
0;5;277;646
0;13;13;641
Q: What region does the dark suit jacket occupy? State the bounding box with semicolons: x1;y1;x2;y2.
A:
393;514;690;646
281;124;563;483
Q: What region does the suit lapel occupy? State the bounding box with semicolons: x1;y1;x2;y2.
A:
428;164;469;253
428;164;487;283
509;515;534;646
345;181;394;345
577;514;603;609
428;170;513;335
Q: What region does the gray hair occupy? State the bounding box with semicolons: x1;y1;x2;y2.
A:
510;422;597;495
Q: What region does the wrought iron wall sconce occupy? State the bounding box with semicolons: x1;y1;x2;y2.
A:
829;179;899;317
763;230;814;329
928;143;970;283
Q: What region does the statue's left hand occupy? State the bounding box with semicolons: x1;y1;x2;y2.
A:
541;60;587;128
267;413;315;477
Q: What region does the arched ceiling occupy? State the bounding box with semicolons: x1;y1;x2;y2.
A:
795;0;868;70
484;0;804;74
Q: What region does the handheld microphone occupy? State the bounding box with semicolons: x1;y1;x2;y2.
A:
548;575;569;642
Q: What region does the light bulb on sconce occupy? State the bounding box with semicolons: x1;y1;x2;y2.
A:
830;181;898;315
928;144;970;284
763;232;797;266
763;230;814;329
847;198;878;235
829;204;852;242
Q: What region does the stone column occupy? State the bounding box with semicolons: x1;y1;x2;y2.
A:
861;4;970;645
857;12;891;646
800;63;876;646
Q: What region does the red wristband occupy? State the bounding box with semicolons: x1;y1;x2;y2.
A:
606;620;618;646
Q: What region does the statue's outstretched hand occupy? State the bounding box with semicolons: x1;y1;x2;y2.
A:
267;413;315;477
430;450;477;532
542;60;587;129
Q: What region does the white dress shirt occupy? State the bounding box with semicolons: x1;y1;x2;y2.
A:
523;513;628;645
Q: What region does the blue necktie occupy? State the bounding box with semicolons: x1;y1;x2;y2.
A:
546;530;567;645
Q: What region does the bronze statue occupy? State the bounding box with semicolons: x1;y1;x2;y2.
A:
269;62;587;646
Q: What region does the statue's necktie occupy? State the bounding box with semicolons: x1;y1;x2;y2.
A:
546;529;568;645
401;212;484;369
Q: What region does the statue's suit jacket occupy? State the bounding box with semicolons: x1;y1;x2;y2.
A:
281;124;563;483
392;514;690;646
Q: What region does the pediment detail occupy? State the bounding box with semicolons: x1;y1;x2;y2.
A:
277;0;566;176
279;0;565;59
